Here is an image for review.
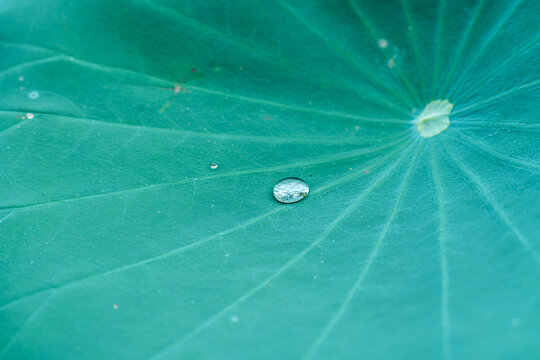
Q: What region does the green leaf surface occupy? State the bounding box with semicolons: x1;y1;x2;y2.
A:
1;0;539;359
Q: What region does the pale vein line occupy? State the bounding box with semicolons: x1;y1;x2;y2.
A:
0;120;28;137
0;56;65;78
400;0;427;98
453;32;540;103
146;142;418;360
450;132;540;172
0;208;284;312
451;78;540;116
347;0;421;104
442;141;540;263
123;1;412;115
430;143;451;360
273;0;416;109
0;141;412;312
301;143;422;359
0;210;17;224
448;0;524;98
0;110;397;145
451;121;540;129
432;0;446;100
0;292;55;359
0;137;406;212
0;49;410;125
439;0;487;97
186;85;410;124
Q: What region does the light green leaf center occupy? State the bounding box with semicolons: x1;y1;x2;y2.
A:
415;99;454;137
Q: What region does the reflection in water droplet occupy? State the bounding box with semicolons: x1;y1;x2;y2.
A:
210;163;218;170
28;91;39;99
273;177;309;204
26;113;34;120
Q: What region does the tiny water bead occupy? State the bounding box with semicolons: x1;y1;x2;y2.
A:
28;91;39;100
209;163;218;170
415;99;454;138
273;177;309;204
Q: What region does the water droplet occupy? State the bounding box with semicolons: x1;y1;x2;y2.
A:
113;304;119;309
273;177;309;204
18;76;24;82
230;315;239;323
210;163;218;170
28;91;39;99
378;38;388;48
26;113;34;120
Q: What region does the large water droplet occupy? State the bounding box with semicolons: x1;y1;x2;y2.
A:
273;177;309;204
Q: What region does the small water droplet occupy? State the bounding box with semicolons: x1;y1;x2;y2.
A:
26;113;34;120
273;177;309;204
28;91;39;99
210;163;218;170
113;304;119;309
18;76;24;82
378;38;388;48
230;315;239;323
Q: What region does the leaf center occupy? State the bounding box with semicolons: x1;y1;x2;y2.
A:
415;99;454;137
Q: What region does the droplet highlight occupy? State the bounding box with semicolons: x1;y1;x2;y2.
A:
273;177;309;204
210;163;218;170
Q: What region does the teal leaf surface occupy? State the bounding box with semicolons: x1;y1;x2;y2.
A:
1;0;539;359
